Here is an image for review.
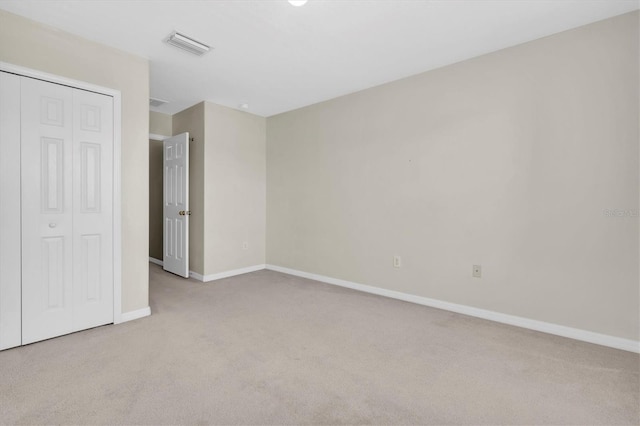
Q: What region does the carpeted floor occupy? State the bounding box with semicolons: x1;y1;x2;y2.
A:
0;263;638;425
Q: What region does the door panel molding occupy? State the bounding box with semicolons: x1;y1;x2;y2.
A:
72;87;114;332
21;77;74;344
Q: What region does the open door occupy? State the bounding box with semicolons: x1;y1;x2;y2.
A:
163;132;189;278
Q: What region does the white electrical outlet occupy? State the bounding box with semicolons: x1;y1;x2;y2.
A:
393;255;402;268
473;264;481;278
242;242;249;250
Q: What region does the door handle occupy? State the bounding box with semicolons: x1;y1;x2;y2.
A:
178;211;192;216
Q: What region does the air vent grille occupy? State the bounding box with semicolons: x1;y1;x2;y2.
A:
166;31;211;56
149;98;168;107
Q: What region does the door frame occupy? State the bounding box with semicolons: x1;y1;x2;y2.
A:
0;61;124;324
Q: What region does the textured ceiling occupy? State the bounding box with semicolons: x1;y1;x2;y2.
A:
0;0;637;116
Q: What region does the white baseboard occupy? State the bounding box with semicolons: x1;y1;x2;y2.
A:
190;264;266;282
150;258;265;282
149;257;163;266
265;264;640;354
119;306;151;323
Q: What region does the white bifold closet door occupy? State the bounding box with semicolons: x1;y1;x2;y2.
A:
0;72;114;348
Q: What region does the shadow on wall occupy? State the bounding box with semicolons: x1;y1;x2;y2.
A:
149;139;164;261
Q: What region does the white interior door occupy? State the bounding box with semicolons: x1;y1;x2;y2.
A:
71;87;114;332
21;77;75;344
163;132;189;278
21;77;114;345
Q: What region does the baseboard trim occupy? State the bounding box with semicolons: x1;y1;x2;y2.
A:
190;264;266;282
149;257;163;266
265;264;640;353
149;258;265;282
119;306;151;323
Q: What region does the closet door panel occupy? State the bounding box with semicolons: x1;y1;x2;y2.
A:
21;77;74;345
72;88;114;331
1;70;116;350
0;72;22;350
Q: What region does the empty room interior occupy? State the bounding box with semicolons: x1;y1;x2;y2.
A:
0;0;639;424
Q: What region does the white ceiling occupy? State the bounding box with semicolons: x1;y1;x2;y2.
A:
1;0;637;117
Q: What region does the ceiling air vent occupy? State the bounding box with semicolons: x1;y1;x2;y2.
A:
149;97;168;107
166;31;211;56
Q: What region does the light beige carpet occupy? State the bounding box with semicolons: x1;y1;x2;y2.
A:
0;263;638;425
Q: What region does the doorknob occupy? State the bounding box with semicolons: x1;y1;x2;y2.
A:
179;211;185;216
178;211;191;216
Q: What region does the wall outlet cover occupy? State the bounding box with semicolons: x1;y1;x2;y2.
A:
473;264;482;278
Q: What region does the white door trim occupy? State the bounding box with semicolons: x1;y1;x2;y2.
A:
0;61;124;325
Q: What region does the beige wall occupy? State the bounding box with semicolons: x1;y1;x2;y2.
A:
267;12;639;341
149;112;173;261
150;111;172;136
173;103;206;275
204;102;266;275
171;102;266;276
0;10;150;314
